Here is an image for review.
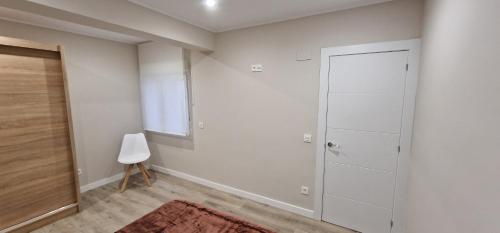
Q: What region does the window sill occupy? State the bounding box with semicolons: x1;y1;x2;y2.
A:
144;130;191;139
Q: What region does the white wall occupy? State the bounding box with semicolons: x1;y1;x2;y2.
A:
149;0;423;210
0;19;143;186
408;0;500;232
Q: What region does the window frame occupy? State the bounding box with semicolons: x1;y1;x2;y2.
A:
143;48;193;138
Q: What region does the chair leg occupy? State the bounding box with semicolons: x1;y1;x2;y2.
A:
137;162;152;187
120;164;134;192
144;168;152;178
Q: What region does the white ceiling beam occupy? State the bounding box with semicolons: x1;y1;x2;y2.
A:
0;0;215;51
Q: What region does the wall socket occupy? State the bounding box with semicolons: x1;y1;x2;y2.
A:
301;186;309;195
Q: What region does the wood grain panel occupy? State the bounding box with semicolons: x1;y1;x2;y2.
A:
0;73;64;94
0;43;78;231
9;205;78;233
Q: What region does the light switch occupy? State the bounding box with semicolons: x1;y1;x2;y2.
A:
251;64;263;72
303;134;312;143
198;121;205;129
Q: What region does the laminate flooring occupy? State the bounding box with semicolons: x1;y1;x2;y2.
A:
34;171;354;233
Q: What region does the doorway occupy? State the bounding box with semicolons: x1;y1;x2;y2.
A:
314;40;421;233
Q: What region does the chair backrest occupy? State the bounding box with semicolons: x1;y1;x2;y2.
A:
119;133;150;155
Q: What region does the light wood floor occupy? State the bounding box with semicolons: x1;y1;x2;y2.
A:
34;171;354;233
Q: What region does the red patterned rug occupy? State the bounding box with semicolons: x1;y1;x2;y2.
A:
116;200;276;233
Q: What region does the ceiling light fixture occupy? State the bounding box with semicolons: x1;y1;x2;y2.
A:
204;0;217;8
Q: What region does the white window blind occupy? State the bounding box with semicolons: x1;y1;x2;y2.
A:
138;42;190;136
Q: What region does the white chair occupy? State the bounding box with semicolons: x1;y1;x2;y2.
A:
118;133;152;192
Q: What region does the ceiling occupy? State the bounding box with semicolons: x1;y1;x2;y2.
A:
0;6;147;44
129;0;392;32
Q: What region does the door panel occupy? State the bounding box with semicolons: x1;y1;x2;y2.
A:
327;93;403;133
323;195;393;233
327;129;399;172
322;51;408;233
329;52;407;94
324;159;396;208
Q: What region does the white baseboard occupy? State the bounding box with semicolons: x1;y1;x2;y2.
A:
80;172;124;193
80;167;146;193
151;165;314;218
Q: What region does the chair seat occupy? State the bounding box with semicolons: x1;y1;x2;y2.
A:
118;152;150;164
117;133;151;165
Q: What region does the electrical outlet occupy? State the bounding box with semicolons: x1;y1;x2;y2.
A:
303;134;312;143
198;121;205;129
301;186;309;195
78;168;83;175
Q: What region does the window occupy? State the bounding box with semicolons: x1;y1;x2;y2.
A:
138;42;191;136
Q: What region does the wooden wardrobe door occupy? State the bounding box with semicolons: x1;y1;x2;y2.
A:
0;45;78;230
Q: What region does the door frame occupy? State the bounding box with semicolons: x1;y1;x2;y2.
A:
314;39;421;233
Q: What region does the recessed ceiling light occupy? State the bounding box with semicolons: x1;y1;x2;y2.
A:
204;0;217;8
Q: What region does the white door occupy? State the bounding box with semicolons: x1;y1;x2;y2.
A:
322;51;409;233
